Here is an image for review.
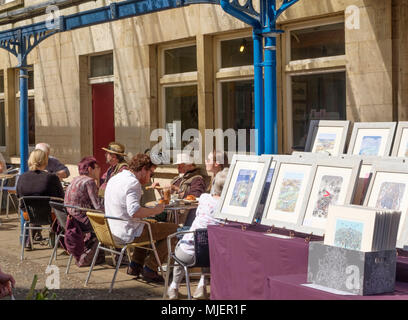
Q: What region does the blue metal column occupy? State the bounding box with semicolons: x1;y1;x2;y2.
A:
18;56;29;243
253;31;264;155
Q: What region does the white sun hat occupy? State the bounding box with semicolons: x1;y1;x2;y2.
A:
174;152;194;165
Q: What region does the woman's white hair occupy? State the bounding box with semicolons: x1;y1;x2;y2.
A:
211;167;229;196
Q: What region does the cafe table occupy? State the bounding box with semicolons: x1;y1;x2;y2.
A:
144;200;198;225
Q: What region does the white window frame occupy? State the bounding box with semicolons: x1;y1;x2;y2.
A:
282;17;346;153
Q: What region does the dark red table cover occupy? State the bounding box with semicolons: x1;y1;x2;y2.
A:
208;223;310;300
265;273;408;300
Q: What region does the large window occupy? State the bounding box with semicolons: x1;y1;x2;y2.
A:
285;20;346;151
216;34;255;153
291;72;346;149
159;42;198;150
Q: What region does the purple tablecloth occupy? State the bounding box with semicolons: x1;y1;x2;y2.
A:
208;224;310;300
266;274;408;300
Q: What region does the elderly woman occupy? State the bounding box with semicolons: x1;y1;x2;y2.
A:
16;149;64;245
205;150;229;194
63;156;104;267
167;168;228;300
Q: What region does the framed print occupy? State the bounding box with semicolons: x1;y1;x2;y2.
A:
391;122;408;157
215;154;272;224
324;205;377;252
298;156;362;236
304;120;350;155
334;155;407;205
347;122;397;157
260;155;316;230
363;161;408;248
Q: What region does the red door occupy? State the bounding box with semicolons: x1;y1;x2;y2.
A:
92;82;115;174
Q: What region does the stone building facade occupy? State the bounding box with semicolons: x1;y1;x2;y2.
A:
0;0;406;177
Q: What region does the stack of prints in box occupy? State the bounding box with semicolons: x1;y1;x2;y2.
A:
324;205;401;252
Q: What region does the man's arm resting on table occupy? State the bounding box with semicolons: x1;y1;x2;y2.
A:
131;204;165;220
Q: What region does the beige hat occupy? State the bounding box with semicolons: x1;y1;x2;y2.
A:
174;152;194;165
102;142;127;156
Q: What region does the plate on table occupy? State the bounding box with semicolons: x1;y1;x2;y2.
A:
180;199;198;204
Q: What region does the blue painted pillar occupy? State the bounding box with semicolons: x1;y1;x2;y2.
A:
264;34;277;155
253;31;264;155
18;59;29;243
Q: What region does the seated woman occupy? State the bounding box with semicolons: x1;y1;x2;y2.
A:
16;149;64;245
168;152;207;226
167;168;228;300
63;156;105;267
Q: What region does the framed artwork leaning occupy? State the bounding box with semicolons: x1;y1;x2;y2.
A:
391;122;408;157
347;122;397;157
260;155;316;231
214;154;272;224
363;160;408;249
304;120;350;155
297;156;362;236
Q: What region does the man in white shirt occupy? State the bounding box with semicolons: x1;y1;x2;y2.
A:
104;153;178;283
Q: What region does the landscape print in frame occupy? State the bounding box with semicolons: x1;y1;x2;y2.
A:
305;120;350;155
347;122;397;157
364;161;408;247
215;154;272;224
260;155;316;230
299;156;362;236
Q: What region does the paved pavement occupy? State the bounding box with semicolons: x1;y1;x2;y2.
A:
0;210;204;300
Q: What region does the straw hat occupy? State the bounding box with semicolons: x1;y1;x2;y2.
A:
174;152;194;165
102;142;127;156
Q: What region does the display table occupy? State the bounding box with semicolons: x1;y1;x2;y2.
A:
208;223;314;300
265;273;408;300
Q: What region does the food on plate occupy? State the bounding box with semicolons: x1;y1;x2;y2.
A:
185;195;196;201
158;198;169;205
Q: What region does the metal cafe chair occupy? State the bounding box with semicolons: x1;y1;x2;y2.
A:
163;228;211;300
0;169;19;219
48;201;74;274
19;196;64;260
85;212;163;293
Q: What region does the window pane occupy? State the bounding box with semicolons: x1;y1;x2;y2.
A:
28;99;35;145
90;53;114;77
164;46;197;74
222;80;254;152
165;85;198;140
291;23;345;61
0;72;4;93
28;69;34;90
221;37;253;68
291;72;346;149
0;101;5;146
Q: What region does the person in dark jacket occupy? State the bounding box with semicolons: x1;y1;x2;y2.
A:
17;149;64;245
169;152;207;226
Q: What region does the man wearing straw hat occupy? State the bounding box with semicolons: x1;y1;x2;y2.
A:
99;142;129;198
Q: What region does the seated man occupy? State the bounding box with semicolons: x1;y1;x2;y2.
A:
104;153;178;283
35;143;70;180
169;152;207;226
167;168;228;300
63;156;104;267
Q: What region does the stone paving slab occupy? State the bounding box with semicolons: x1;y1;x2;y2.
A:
0;211;202;300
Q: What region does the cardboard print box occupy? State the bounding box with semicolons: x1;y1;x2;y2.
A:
307;241;396;296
